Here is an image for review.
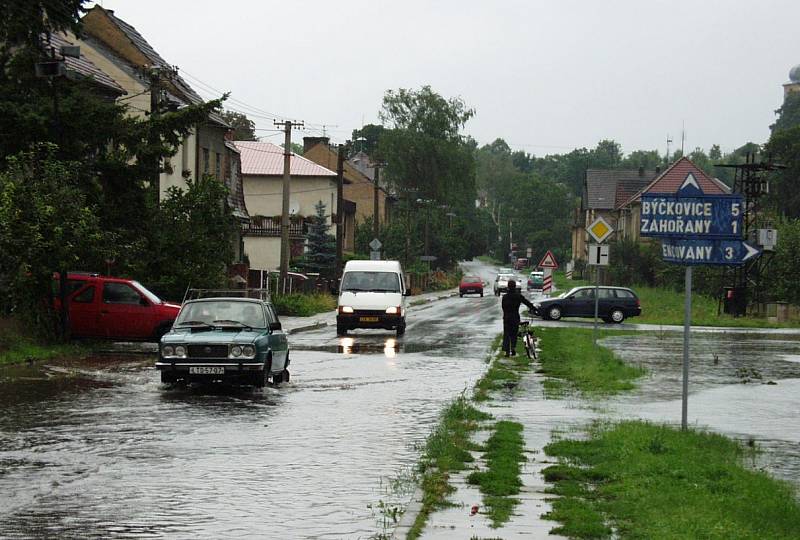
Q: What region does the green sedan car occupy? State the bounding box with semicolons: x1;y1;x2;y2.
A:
156;297;290;387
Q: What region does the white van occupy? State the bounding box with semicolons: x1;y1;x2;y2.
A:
337;260;409;336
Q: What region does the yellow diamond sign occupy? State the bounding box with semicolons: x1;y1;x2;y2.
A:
587;216;613;243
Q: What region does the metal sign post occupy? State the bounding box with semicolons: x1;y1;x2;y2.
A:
587;224;613;348
641;171;761;430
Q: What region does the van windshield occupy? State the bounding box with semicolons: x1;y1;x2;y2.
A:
341;271;401;293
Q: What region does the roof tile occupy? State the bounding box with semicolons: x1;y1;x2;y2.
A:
234;142;337;177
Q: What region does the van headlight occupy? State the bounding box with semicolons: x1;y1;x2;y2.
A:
385;306;400;314
339;306;354;314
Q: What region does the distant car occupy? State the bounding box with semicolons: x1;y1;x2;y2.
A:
53;272;179;341
514;258;529;271
497;267;514;275
527;271;544;291
459;276;484;297
533;286;641;323
156;295;290;387
493;273;516;296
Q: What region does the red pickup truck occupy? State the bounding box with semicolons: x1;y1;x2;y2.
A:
54;273;180;341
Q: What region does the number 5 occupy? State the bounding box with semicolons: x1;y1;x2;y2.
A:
731;202;740;216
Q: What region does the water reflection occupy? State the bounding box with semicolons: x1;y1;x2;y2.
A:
337;336;401;357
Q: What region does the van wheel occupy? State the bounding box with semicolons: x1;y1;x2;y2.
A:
272;370;287;386
337;324;347;336
396;322;406;337
610;309;625;324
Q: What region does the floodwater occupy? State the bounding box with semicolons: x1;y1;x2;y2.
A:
0;261;502;539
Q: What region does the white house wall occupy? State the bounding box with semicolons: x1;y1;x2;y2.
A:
243;175;337;223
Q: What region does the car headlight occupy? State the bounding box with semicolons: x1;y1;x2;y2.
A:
534;303;541;308
162;345;174;357
174;345;187;358
230;345;243;358
385;306;400;314
242;345;256;358
339;306;354;314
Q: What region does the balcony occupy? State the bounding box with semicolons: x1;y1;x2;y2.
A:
243;216;308;238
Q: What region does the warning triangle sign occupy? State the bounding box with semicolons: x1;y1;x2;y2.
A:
538;250;558;269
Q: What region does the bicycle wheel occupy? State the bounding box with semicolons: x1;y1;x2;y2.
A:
524;333;534;359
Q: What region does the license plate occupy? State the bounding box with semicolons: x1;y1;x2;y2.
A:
359;316;379;322
189;366;225;375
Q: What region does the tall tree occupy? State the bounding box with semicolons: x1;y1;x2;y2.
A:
221;110;257;141
766;93;800;217
294;201;336;277
351;123;386;157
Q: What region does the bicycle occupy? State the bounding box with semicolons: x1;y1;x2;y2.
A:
519;320;538;360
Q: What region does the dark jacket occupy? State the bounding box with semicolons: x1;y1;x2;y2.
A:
502;288;534;322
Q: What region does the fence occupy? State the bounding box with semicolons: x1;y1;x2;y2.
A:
247;269;337;295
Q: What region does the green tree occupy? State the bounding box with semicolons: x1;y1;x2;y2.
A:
221;110;257;141
766;93;800;218
0;145;111;338
294;201;336;278
351;123;386;157
144;175;238;300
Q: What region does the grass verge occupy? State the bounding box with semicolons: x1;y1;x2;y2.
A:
476;254;504;266
467;420;526;527
407;394;493;540
536;327;644;397
473;336;533;401
543;420;800;539
0;321;89;367
271;292;336;317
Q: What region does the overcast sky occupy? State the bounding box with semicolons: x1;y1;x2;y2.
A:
89;0;800;157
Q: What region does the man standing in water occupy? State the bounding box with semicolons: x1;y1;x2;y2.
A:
501;280;534;357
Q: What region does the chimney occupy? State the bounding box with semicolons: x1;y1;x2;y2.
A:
638;166;644;177
303;136;330;153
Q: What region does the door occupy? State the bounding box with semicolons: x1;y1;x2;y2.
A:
266;305;289;370
69;284;100;337
597;288;616;317
100;282;152;339
567;289;595;316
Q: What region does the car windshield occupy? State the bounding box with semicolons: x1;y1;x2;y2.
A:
175;300;266;328
131;281;162;304
498;274;514;280
462;276;480;283
341;271;401;292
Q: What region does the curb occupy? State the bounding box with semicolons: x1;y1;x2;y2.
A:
286;321;328;335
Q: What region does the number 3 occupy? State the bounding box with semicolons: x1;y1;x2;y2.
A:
725;247;733;259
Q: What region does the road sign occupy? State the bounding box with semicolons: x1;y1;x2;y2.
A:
420;255;437;262
526;247;532;258
587;244;610;266
587;216;614;243
538;250;558;269
369;238;382;251
640;174;743;240
370;251;381;260
659;238;760;266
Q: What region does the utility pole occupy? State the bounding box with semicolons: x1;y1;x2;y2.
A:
372;160;387;239
335;141;347;280
149;67;162;204
275;119;304;290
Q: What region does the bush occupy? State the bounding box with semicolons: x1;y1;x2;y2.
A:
271;292;336;317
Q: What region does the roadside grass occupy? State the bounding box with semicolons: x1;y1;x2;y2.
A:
271;292;336;317
543;420;800;539
473;337;533;402
0;321;88;367
467;420;526;527
536;327;644;397
407;394;493;540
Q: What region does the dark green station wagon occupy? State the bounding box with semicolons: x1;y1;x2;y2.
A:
156;293;290;387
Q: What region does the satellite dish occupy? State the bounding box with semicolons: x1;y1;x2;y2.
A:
289;201;300;216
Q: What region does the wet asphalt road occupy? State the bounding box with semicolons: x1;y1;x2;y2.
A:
0;262;502;539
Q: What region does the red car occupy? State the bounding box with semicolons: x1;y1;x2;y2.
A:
53;273;180;341
459;275;484;297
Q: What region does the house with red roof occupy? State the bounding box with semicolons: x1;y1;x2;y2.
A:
616;157;731;243
234;141;344;271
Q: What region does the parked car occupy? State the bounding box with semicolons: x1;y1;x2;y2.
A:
497;267;514;275
156;295;290;387
493;273;516;296
337;260;409;336
514;258;529;270
459;276;484;297
53;273;179;341
527;271;544;291
532;286;641;323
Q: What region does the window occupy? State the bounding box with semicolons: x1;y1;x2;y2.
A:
202;148;210;175
615;289;635;299
573;289;594;299
598;289;615;299
215;152;221;179
73;286;95;303
103;283;144;305
341;271;401;292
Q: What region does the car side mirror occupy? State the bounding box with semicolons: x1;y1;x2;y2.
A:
403;290;411;297
269;321;282;331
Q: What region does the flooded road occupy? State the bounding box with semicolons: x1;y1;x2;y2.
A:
0;262;501;539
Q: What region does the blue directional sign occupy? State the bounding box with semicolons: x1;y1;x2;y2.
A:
640;193;743;239
640;172;743;240
660;238;760;266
